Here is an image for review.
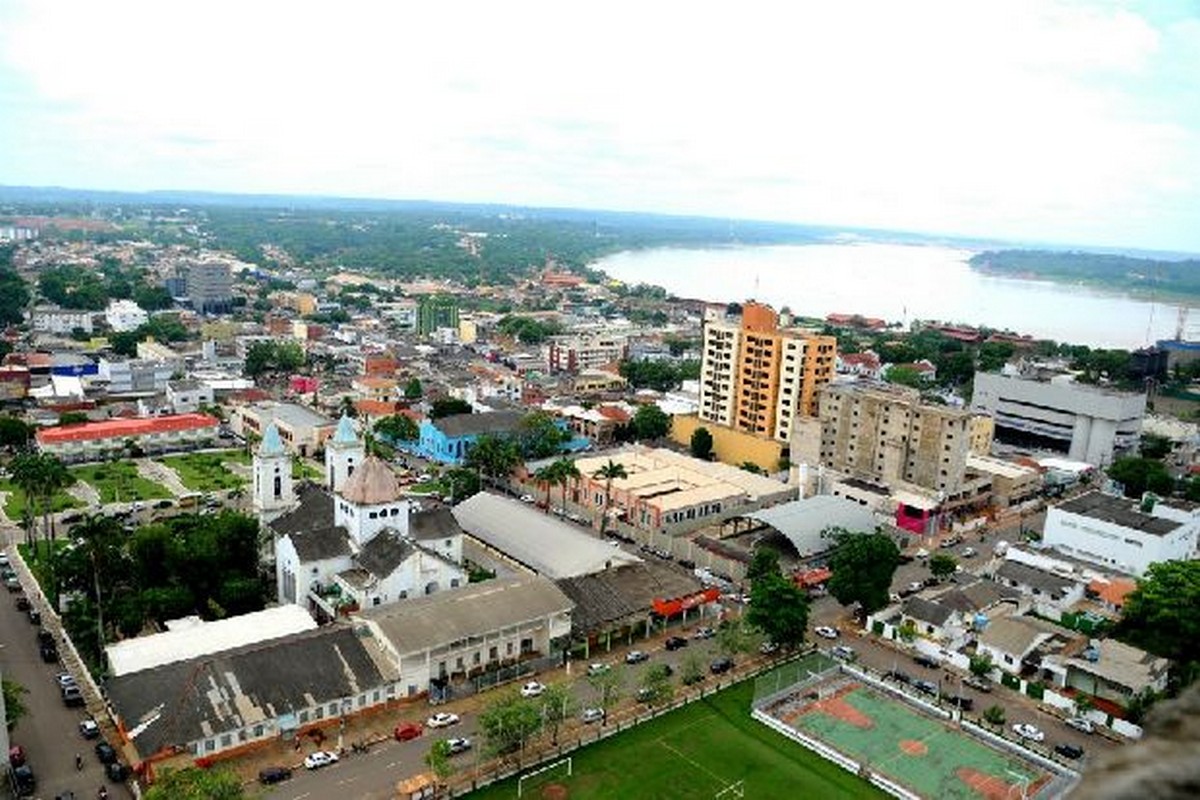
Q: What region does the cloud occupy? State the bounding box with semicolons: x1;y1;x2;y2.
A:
0;0;1196;250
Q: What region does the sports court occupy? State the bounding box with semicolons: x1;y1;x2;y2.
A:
762;676;1058;799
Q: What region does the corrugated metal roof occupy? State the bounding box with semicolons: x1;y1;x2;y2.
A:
741;495;878;557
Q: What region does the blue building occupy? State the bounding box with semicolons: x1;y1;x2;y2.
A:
413;411;527;465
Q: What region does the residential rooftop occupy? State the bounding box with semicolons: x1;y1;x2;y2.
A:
1055;492;1182;537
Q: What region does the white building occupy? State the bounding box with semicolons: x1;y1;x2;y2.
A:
325;415;365;493
104;299;149;332
166;379;215;414
31;306;96;335
971;371;1146;466
1043;491;1200;576
253;423;296;522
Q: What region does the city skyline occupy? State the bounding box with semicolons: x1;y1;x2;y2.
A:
2;1;1198;253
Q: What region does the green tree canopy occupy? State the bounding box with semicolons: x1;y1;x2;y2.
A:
638;664;676;708
0;416;33;449
0;256;30;326
689;426;714;460
630;403;670;440
429;397;472;420
143;766;246;800
824;527;900;615
1117;561;1200;686
375;413;419;442
403;377;424;399
243;340;305;378
478;692;543;755
747;572;811;650
929;553;957;581
1107;456;1174;498
516;411;569;459
746;546;782;585
3;678;27;730
465;433;522;481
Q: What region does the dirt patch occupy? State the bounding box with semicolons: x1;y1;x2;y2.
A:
816;695;873;729
541;784;569;800
898;738;928;756
956;767;1018;800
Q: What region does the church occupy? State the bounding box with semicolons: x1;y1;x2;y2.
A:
257;415;468;616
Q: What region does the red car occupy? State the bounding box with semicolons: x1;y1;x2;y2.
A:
8;744;26;767
394;722;423;741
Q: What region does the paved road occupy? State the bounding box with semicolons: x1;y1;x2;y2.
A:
1;532;128;800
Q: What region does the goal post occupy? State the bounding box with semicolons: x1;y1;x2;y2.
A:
517;756;573;798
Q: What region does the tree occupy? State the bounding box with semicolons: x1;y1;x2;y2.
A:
424;739;454;793
143;766;246;800
430;397;472;420
747;572;811;650
746;547;782;584
1139;434;1173;460
639;664;675;708
0;416;32;450
375;413;418;442
3;678;27;730
57;411;90;426
551;457;581;513
1116;560;1200;687
630;404;670;440
0;259;30;327
443;467;481;502
689;426;714;460
982;705;1006;726
885;364;928;388
533;462;559;512
593;459;628;536
243;341;305;378
716;618;752;658
516;411;569;459
404;377;424;399
1107;456;1174;499
586;666;624;724
969;652;994;678
465;434;522;484
539;683;574;745
824;528;900;615
929;553;957;581
10;451;74;547
478;692;543;756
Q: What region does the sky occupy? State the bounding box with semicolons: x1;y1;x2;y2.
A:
1;0;1198;253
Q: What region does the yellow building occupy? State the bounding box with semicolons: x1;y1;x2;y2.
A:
699;301;835;443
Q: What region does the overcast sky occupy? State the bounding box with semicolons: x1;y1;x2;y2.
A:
1;1;1197;252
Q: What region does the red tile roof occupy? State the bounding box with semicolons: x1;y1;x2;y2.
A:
36;413;219;444
1088;578;1137;609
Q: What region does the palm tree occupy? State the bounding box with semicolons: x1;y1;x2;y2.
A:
10;453;42;549
593;459;628;536
533;463;559;513
38;455;73;544
10;452;74;550
554;458;581;518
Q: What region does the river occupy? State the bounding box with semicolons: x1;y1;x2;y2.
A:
593;242;1195;349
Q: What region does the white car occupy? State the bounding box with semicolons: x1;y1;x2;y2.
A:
759;641;780;655
520;494;535;504
303;750;340;770
520;681;545;698
915;548;930;559
1012;723;1045;742
831;645;856;661
1065;717;1094;734
581;707;605;724
587;663;611;677
445;737;472;755
814;626;839;640
426;712;461;728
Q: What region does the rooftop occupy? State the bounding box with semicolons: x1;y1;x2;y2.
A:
741;496;877;558
555;561;705;632
35;412;218;444
432;410;525;438
339;456;402;506
979;615;1073;658
248;401;335;431
360;574;573;656
452;492;641;579
995;559;1082;597
1054;491;1182;537
1062;638;1170;692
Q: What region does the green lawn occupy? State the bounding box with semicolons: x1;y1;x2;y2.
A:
159;451;249;492
293;459;323;481
466;679;884;800
71;462;172;503
0;479;82;520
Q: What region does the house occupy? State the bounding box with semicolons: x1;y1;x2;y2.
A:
271;453;467;615
836;351;882;380
104;299;148;332
352;376;401;402
412;410;525;465
357;574;574;699
1043;491;1200;576
976;615;1080;678
31;305;96;336
1086;577;1138;616
1059;638;1170;704
231;401;336;457
900;596;962;644
35;413;219;461
993;559;1085;620
166;379;215;414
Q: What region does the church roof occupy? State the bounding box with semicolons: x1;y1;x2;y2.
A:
408;507;463;542
259;422;286;457
355;529;415;580
331;414;359;446
339;455;401;506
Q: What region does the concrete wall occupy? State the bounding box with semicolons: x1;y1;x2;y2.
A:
669;414;784;474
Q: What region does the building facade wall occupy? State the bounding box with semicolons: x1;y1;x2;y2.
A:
1043;506;1198;576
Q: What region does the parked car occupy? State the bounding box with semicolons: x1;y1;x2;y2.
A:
964;676;993;693
5;573;22;591
10;764;35;796
303;750;339;770
625;650;649;664
884;670;912;685
444;737;472;756
56;672;77;689
61;684;83;706
520;681;545;698
258;766;293;785
15;594;30;611
1012;723;1045;742
944;694;974;711
665;636;688;651
393;722;423;741
1065;717;1094;734
581;707;605;724
692;627;715;640
961;547;977;558
26;608;40;625
759;641;780;655
519;494;535;504
710;657;735;674
915;548;930;559
106;761;131;782
636;688;655;704
95;741;118;764
41;643;60;663
831;645;856;661
79;719;101;739
586;663;611;676
913;654;940;669
8;745;26;767
36;629;55;648
1054;743;1085;760
814;626;839;639
913;679;939;696
154;499;174;509
940;536;962;549
426;712;460;728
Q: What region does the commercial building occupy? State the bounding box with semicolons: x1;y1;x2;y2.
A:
971;370;1146;466
1043;491;1200;576
104;299;149;332
35;413;219;461
231;401;336;457
30;306;96;335
698;301;836;443
98;357;179;394
808;383;987;495
183;261;234;314
547;332;628;373
412;410;526;465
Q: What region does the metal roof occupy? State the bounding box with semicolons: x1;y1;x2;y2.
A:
452;492;641;579
1055;491;1181;536
740;495;878;557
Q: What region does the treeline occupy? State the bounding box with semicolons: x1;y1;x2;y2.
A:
39;259;173;311
969;250;1200;297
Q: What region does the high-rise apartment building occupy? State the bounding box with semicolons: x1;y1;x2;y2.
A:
183;261;233;314
698;302;836;442
811;383;989;494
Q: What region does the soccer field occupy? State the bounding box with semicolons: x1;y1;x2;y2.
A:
466;679;885;800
